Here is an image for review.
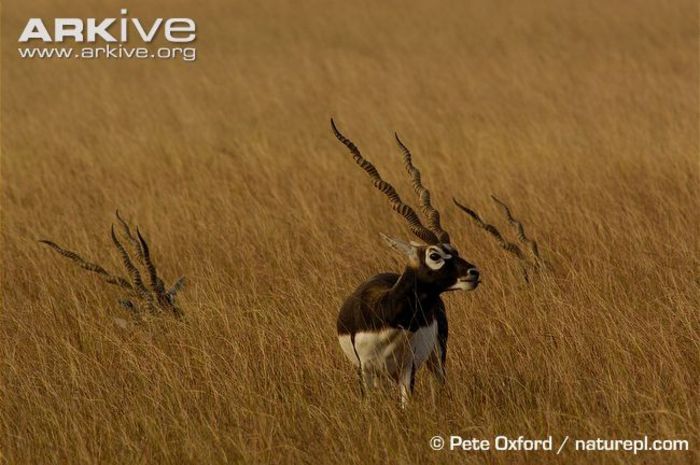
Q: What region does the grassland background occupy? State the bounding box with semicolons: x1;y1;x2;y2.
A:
2;0;698;464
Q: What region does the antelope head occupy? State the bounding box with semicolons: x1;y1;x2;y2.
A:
40;211;185;318
331;119;480;293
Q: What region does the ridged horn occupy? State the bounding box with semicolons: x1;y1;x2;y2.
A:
38;240;133;290
331;119;439;245
490;195;541;265
452;198;526;260
395;133;450;244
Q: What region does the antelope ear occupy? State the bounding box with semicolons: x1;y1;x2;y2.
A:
380;233;419;263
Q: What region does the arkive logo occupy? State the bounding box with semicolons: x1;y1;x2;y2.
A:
19;9;196;43
17;9;197;62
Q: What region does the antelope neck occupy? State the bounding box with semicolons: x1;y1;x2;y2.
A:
389;267;441;309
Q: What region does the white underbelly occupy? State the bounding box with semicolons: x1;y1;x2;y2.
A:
338;322;438;377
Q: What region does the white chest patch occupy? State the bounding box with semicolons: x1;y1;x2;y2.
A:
338;322;438;378
411;323;439;366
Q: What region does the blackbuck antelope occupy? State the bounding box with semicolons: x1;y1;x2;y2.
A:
40;211;185;318
452;196;544;283
331;120;480;407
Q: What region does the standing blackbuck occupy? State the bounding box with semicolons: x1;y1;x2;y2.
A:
331;119;481;407
40;211;185;319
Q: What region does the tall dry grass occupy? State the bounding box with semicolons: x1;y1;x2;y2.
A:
1;0;698;463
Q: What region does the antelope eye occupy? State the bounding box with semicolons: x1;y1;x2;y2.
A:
429;252;442;261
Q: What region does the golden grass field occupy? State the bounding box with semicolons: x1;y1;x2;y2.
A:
2;0;698;463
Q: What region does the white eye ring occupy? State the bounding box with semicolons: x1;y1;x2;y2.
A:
425;249;445;270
